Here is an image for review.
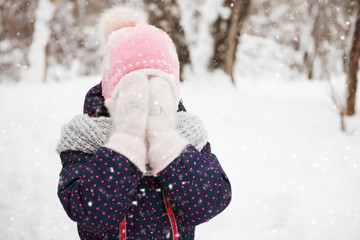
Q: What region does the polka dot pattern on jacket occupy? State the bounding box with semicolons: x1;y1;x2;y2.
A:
57;83;231;240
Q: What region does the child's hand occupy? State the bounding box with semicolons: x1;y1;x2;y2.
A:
104;72;149;173
106;75;149;135
146;77;188;175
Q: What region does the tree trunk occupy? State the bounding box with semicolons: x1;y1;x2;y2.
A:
224;0;250;83
301;2;320;80
143;0;190;81
28;0;55;83
209;0;250;83
346;0;360;116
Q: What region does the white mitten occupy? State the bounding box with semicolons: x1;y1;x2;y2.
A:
147;77;188;174
105;72;149;173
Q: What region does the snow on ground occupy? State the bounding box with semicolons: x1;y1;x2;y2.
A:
0;71;359;240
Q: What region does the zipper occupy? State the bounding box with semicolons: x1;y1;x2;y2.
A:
162;191;178;240
120;217;126;240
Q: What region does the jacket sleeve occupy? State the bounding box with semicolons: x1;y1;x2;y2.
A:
58;147;142;234
157;143;232;226
83;82;107;117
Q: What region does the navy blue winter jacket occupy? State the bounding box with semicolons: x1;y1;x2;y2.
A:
58;83;232;240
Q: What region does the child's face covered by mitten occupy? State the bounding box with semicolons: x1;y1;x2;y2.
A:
104;72;150;173
99;7;186;175
146;77;188;175
148;77;178;132
105;72;149;136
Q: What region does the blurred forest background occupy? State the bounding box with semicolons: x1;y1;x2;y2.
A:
0;0;359;118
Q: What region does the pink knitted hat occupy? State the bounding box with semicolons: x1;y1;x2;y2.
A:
99;7;180;100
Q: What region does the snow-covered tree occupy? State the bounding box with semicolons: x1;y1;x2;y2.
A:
346;0;360;115
0;0;38;82
209;0;251;83
27;0;55;83
46;0;114;80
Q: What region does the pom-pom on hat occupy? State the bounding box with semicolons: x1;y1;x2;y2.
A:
99;7;180;101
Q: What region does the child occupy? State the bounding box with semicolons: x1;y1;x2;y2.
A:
56;7;231;240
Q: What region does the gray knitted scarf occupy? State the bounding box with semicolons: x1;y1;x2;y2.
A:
56;112;208;154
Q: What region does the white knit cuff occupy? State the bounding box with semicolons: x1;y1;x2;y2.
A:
105;133;147;173
148;131;188;174
175;112;208;151
56;115;112;154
